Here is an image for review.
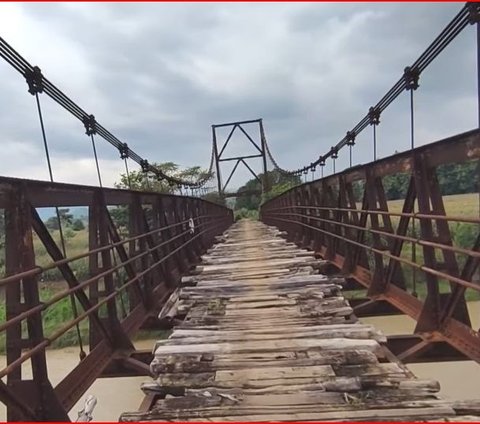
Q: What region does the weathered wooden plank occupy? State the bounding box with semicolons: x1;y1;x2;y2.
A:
194;257;323;274
164;327;385;344
215;365;336;382
153;337;382;356
120;220;456;422
170;323;381;337
177;316;354;329
150;350;379;374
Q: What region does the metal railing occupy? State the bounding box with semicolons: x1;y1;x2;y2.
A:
261;129;480;363
0;176;232;421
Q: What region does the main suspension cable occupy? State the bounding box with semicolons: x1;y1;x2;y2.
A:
255;4;474;177
0;37;214;190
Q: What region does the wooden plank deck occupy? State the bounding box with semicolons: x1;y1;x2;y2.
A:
120;220;479;422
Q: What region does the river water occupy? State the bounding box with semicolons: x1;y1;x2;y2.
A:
1;303;479;421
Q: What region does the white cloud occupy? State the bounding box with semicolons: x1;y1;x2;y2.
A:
0;2;476;190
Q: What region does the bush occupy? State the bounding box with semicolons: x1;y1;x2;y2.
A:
72;219;85;231
452;222;479;250
234;208;259;221
64;228;76;239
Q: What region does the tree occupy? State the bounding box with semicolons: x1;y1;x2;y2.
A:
379;161;478;201
235;171;301;210
115;162;177;193
436;161;478;196
45;216;60;230
113;162;214;234
109;206;129;237
201;192;226;206
45;208;73;230
115;162;212;194
58;208;74;226
72;219;85;231
383;173;410;200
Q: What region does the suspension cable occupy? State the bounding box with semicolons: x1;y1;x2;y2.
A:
124;159;131;189
246;4;473;177
28;75;86;359
0;37;215;189
405;66;419;298
111;251;128;318
0;4;474;187
90;135;103;187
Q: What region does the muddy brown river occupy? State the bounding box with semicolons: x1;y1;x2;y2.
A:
1;302;479;421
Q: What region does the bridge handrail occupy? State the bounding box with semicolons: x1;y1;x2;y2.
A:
0;176;232;420
261;129;480;364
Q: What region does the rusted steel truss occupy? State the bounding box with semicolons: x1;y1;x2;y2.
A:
0;176;232;421
261;129;480;364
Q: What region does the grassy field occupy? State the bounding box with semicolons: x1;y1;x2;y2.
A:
32;227;90;281
387;192;479;217
351;192;480;302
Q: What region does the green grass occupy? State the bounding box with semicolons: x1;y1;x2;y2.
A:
32;228;90;281
0;286;169;354
346;192;480;302
0;287;89;354
0;223;164;354
392;193;479;301
387;193;479;217
234;208;259;221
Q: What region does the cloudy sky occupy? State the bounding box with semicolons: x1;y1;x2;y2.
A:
0;2;476;191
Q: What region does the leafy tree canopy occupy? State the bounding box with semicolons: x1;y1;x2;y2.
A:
45;208;73;230
235;170;301;210
115;162;212;194
352;161;479;202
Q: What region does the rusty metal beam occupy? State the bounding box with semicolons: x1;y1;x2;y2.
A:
261;129;480;364
0;176;233;420
385;335;469;363
101;350;154;378
350;298;403;317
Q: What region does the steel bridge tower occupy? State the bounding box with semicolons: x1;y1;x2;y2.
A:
212;118;270;199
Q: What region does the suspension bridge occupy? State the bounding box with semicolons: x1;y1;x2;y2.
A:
0;2;480;422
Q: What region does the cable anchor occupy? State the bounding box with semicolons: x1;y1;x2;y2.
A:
82;114;97;136
330;147;338;159
468;3;480;24
404;66;420;91
140;159;149;173
24;66;44;95
368;106;381;126
119;143;129;159
346;131;356;146
23;66;43;95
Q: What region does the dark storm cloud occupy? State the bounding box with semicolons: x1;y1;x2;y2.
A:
0;2;476;187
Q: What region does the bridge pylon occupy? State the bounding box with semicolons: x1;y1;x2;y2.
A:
212;118;270;199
